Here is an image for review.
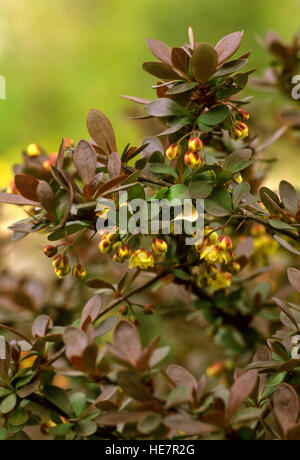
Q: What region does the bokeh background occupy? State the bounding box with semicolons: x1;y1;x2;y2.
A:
0;0;299;188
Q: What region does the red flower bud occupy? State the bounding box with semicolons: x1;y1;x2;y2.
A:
184;151;203;170
43;245;58;258
99;239;112;254
26;143;41;157
152;238;168;255
238;109;250;121
52;254;69;270
72;264;87;280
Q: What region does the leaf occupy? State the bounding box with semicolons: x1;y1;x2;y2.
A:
80;295;102;328
167;184;188;201
0;192;39;206
63;327;89;371
74;140;97;185
117;371;154;402
87;109;117;154
0;393;17;414
213;59;248;78
272;297;298;330
47;221;90;241
259;187;281;214
146;98;188;118
188;26;195;50
14;174;39;201
288;268;300;297
279;180;299;216
166;82;198;95
198;105;230;127
204;198;230;217
191;43;218;82
94;175;125;199
10;408;29;426
274;235;300;255
50;423;73;437
95;316;118;338
107;152;122;179
164;414;216;436
215;31;244;65
75;420;97;437
32;315;53;339
37;181;55;218
113;320;141;364
210;187;232;211
70;392;87;418
165;386;189;408
232;182;250;209
96;411;149;426
145;38;172;65
226;371;257;423
149;163;178;180
171;47;188;72
142;61;181;80
166;364;197;397
86;279;115;291
120;95;151;105
274;383;299;435
223;149;252;171
137;414;162;434
188;181;214;199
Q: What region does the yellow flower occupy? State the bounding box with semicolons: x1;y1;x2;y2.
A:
207;362;224;377
229;121;249;140
217;235;233;250
129;249;155;270
152;238;168;255
72;264;87;280
113;244;131;263
99;238;112;254
26;143;41;157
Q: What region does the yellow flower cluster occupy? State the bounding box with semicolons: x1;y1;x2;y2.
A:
196;232;235;265
249;223;279;266
129;249;155;270
197;264;232;291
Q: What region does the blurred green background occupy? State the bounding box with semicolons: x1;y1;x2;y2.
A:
0;0;299;187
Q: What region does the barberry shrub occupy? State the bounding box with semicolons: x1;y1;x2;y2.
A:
0;27;300;440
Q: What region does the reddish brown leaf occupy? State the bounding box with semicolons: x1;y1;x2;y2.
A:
87;109;117;154
80;295;102;329
215;31;244;65
287;268;300;297
145;38;172;65
15;174;40;201
226;370;257;423
112;320;141;364
274;383;299;436
166;364;197;398
74;140;97;185
0;192;39;206
94;175;125;199
120;95;151;105
171;47;189;72
142;62;181;80
37;181;55;219
108;152;122;179
164;414;216;436
272;297;298;329
32;315;53;339
96;411;150;426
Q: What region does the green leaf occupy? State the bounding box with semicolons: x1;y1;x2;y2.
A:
166;82;198;95
70;392;87;419
48;221;90;241
232;182;250;209
43;386;73;417
0;388;12;398
137;414;162;434
269;219;295;231
166;386;189;408
149;163;178;180
50;423;73;437
188;181;214;199
204;199;230;217
10;408;29;426
223;149;252;171
167;184;188;201
75;420;97;437
172;268;190;281
213;58;248;78
191;43;218;82
0;393;17;414
197;105;230;127
210;187;232;211
0;428;7;440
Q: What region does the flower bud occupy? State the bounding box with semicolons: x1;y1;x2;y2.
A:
72;264;87;280
52;254;69;270
188;136;203;152
184;151;203;170
250;223;265;237
113;244;131;263
99;238;112;254
43;245;58;258
64;138;74;149
233;172;243;184
26;143;41;157
55;264;71;279
144;304;156;315
166;143;181;160
129;249;155;270
217;235;233;250
206;362;224;378
152;238;168;255
43;152;57;171
238;109;250;121
229;121;249;140
232;261;241;273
